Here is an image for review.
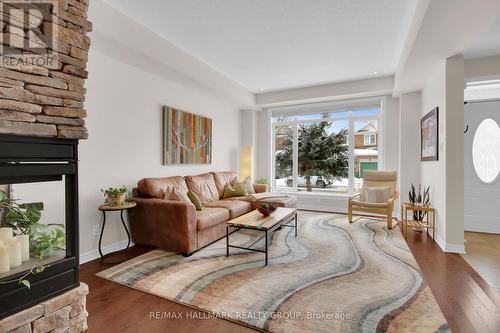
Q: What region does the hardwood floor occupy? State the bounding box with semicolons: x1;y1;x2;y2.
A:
81;222;500;333
461;232;500;295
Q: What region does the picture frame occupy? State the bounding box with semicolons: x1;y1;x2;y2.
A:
162;106;212;165
421;107;439;161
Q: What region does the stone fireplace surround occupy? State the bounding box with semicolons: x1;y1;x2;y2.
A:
0;0;91;332
0;283;88;333
0;0;92;140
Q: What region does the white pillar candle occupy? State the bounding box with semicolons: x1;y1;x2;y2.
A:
7;239;21;268
14;235;30;262
0;244;9;274
0;227;13;242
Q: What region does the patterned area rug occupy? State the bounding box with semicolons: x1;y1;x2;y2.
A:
97;212;450;333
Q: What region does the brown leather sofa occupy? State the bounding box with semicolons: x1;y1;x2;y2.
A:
129;171;296;256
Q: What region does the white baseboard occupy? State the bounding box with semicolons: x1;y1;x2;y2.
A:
79;239;134;264
435;233;465;254
465;225;500;234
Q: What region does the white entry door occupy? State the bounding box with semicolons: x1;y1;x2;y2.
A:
464;100;500;234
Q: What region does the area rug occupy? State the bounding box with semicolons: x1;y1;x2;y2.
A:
96;212;450;333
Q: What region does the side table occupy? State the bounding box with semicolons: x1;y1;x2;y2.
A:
98;202;136;263
401;203;436;240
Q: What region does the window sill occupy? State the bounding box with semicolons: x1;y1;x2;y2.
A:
272;190;358;199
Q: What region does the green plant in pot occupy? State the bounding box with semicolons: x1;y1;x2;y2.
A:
0;190;63;288
101;186;127;206
0;191;65;260
257;203;277;217
408;184;430;222
255;178;269;185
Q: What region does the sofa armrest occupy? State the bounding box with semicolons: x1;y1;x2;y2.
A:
253;184;268;193
129;197;197;254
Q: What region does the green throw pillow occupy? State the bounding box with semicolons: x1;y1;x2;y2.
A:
223;182;248;199
187;190;203;211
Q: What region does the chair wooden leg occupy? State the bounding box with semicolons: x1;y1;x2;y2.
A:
387;207;393;229
348;202;353;223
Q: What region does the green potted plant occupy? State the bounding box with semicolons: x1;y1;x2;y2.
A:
101;186;127;206
255;178;269;185
0;191;65;260
257;203;277;217
408;184;430;221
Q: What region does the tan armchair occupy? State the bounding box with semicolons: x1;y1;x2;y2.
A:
348;170;399;229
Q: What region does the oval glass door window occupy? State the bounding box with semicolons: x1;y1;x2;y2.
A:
472;118;500;183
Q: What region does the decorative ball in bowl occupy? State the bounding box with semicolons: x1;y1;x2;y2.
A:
257;203;277;217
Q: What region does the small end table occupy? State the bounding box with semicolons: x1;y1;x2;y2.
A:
98;202;136;263
401;203;436;240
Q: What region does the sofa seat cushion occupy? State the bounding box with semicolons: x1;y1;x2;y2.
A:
137;176;189;199
211;171;238;198
196;207;230;230
205;200;253;219
222;195;253;202
254;195;297;208
185;173;219;204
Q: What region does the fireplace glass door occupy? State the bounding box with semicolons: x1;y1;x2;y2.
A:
0;179;67;280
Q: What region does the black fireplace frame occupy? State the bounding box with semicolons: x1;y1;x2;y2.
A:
0;134;80;319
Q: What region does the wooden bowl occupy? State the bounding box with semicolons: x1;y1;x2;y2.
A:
257;204;277;217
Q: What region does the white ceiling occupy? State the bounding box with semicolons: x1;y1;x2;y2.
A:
464;17;500;59
105;0;417;93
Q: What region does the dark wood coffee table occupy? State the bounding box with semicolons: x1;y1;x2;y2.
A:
225;208;297;265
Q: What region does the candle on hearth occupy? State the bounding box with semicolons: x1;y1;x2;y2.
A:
7;239;21;268
0;243;9;274
14;235;30;262
0;227;13;242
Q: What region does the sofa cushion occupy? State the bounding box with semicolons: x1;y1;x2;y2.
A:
205;199;252;219
254;195;297;208
211;171;238;198
166;188;191;203
365;186;391;203
137;176;188;199
187;190;203;211
196;207;230;230
185;173;219;204
243;177;256;194
223;182;248;199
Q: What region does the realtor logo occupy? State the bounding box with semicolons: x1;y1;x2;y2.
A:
0;0;58;56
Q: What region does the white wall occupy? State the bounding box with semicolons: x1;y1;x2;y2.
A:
399;92;421;209
465;54;500;79
445;55;465;250
74;1;253;261
255;76;394;107
420;55;464;253
255;110;272;182
421;61;447;247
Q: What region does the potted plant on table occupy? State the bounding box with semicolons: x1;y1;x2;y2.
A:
257;203;277;217
408;184;430;224
101;186;127;206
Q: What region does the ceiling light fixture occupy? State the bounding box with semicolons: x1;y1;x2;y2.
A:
260;88;264;92
373;71;379;75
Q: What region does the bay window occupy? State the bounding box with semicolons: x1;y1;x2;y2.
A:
271;98;382;194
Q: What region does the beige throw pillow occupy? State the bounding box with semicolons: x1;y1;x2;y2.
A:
166;188;191;203
243;177;255;194
231;177;255;194
365;186;391;203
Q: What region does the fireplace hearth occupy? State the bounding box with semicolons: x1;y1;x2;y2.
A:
0;134;80;319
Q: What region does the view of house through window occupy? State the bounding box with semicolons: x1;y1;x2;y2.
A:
272;100;381;194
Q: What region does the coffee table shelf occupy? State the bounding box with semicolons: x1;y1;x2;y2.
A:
226;208;297;265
